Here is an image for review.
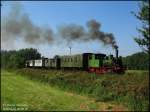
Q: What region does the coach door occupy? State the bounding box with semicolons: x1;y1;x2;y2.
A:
56;58;60;69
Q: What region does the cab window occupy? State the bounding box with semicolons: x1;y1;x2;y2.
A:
95;55;99;59
105;56;108;60
89;55;92;59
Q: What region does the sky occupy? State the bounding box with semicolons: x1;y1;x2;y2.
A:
1;1;142;58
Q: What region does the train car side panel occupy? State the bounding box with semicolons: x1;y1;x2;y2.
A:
34;60;42;67
60;54;83;68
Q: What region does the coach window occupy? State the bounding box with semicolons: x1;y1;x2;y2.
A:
75;57;77;62
76;57;78;62
71;58;72;62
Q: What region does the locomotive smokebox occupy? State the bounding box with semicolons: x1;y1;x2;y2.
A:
115;45;118;58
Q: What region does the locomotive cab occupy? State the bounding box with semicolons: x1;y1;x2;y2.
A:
103;55;114;67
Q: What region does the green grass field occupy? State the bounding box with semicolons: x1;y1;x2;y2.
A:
1;70;128;111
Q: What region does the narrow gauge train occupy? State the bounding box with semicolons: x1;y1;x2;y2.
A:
25;48;125;74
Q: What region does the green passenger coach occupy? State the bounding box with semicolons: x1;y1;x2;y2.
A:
60;54;83;68
60;53;106;71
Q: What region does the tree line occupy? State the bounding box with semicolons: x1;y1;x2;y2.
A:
122;52;149;70
1;48;149;70
1;48;41;69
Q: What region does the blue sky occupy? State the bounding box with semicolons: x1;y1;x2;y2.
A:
1;1;142;57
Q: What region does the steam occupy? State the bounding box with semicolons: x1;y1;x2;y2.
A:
2;3;118;49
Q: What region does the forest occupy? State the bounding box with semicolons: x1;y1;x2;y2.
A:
1;48;41;69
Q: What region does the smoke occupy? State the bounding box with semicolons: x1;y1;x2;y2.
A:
1;2;53;45
2;3;118;49
59;19;117;48
58;24;85;41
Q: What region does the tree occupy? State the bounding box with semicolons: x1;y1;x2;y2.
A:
133;1;150;53
1;48;41;69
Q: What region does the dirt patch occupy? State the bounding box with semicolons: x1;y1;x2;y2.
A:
112;105;128;111
97;102;128;111
65;91;128;111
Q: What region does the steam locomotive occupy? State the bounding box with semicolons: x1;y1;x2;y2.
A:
25;47;125;74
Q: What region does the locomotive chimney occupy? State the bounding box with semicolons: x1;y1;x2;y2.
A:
115;45;118;58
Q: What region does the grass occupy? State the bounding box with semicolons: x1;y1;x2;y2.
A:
14;68;149;111
1;70;127;111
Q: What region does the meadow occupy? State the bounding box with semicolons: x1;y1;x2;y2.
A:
1;69;149;111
